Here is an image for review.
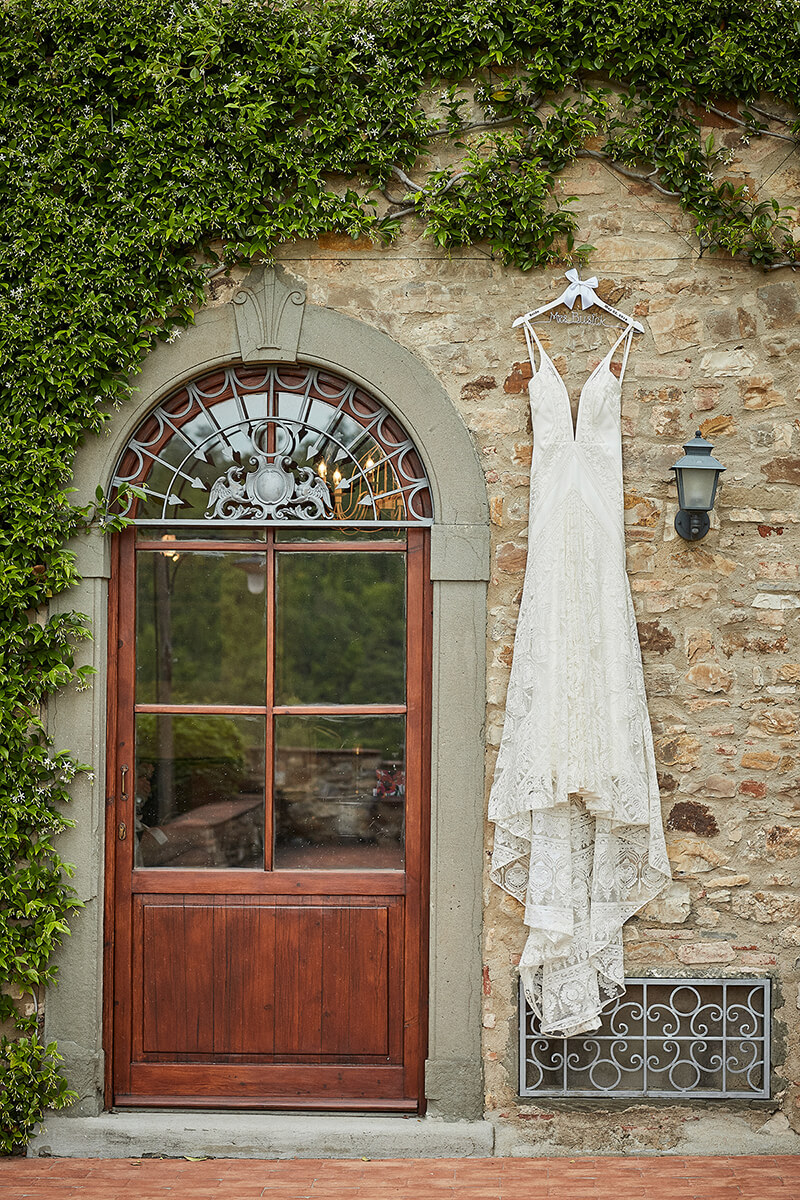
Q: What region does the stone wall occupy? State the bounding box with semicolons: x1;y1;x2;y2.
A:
255;139;800;1148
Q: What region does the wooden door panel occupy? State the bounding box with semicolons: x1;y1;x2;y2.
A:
140;901;215;1055
320;907;389;1057
215;903;277;1055
273;904;324;1055
123;1062;408;1106
135;895;400;1061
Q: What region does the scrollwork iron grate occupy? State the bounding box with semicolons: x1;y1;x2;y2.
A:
520;978;770;1099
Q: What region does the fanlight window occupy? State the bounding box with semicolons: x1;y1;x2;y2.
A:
112;364;433;525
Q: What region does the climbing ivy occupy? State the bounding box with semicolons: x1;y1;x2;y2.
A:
0;0;798;1147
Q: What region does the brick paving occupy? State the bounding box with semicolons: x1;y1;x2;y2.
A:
2;1156;800;1200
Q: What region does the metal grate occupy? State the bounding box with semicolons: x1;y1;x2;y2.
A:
520;978;770;1099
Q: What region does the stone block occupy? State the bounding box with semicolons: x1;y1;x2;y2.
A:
747;707;798;737
637;621;676;654
704;308;741;343
757;281;800;328
648;664;678;695
698;413;736;437
624;492;662;528
765;825;800;859
494;544;528;578
460;375;497;402
667;835;730;875
739;780;767;799
635;361;691;381
667;801;719;837
675;942;736;964
626;543;656;574
655;733;702;767
468;407;523;435
685;663;734;693
647;308;703;353
762;457;800;485
503;362;532;393
639;882;691;924
669;547;738;577
700;348;755;377
731;891;800;923
695;906;721;927
758;561;799;581
701;774;737;798
647;583;717;613
752;593;800;609
723;630;789;657
737;307;757;337
686;629;714;661
649;405;684;436
740;375;787;409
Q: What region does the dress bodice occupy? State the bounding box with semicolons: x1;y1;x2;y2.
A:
524;322;635;550
526;321;634;452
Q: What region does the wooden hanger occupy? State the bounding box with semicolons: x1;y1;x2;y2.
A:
513;269;645;333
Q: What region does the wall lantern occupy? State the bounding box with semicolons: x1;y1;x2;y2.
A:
670;430;726;541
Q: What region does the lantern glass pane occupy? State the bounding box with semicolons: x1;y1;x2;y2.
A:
680;467;717;511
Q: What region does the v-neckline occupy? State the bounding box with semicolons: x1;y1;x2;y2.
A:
535;343;616;442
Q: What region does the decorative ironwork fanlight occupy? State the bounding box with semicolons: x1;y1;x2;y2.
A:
111;363;433;525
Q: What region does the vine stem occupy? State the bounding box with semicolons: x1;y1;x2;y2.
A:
748;102;796;128
391;165;424;192
385;167;468;217
575;149;682;197
429;114;521;137
704;104;798;145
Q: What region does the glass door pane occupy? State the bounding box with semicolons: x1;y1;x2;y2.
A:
136;550;267;705
273;715;405;869
134;713;265;868
275;552;406;705
133;534;411;873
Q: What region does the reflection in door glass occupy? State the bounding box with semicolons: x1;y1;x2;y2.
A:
134;714;265;868
136;550;267;705
276;553;406;705
274;716;405;869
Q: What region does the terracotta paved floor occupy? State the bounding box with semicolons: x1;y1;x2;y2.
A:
2;1156;800;1200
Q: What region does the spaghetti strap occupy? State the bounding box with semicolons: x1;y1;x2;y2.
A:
523;320;547;375
608;323;635;384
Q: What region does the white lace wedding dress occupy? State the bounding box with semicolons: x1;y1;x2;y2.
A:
489;320;671;1037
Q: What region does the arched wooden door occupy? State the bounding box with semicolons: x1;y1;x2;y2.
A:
104;365;432;1109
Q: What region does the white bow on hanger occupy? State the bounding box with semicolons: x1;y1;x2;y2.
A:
561;268;600;310
513;270;645;333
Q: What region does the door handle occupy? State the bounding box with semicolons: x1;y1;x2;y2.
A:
118;822;127;841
